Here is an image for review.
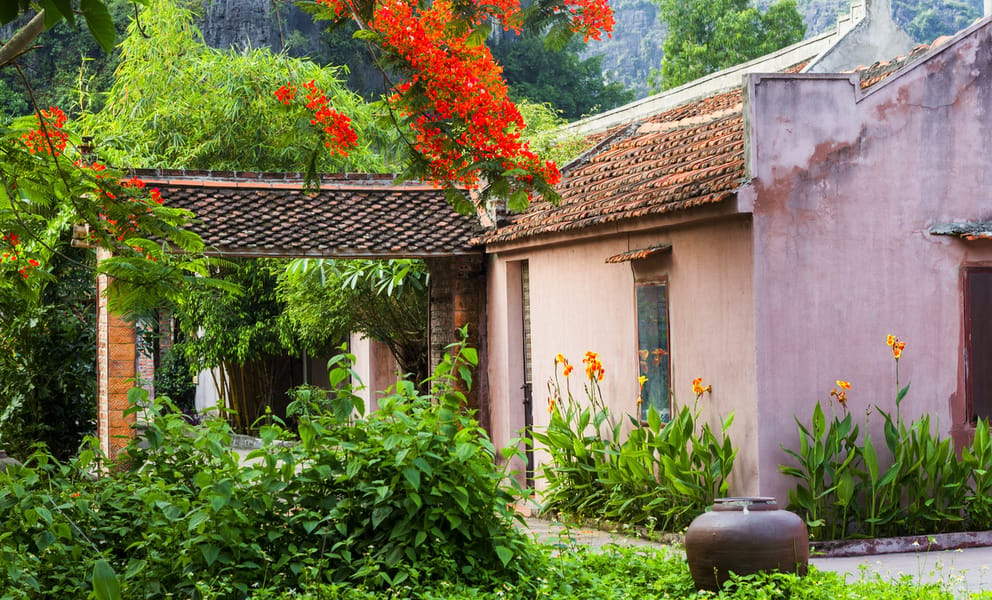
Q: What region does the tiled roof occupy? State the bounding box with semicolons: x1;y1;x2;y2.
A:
482;89;745;244
855;36;955;90
132;169;484;257
604;244;672;263
930;221;992;240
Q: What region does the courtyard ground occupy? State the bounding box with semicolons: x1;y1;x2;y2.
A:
522;516;992;596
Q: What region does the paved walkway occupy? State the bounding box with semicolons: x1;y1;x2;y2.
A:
522;517;992;596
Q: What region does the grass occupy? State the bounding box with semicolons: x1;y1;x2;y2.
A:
247;544;986;600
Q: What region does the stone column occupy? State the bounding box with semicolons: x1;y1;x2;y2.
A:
96;248;138;460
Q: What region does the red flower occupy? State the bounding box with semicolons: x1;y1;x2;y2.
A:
21;107;68;156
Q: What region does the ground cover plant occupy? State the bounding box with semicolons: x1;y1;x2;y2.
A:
781;335;992;540
250;547;977;599
533;353;736;532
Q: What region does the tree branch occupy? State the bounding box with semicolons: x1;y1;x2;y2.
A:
0;11;46;70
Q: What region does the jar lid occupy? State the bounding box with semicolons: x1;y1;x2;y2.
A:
712;497;778;511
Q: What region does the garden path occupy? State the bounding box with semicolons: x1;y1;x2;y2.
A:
520;516;992;597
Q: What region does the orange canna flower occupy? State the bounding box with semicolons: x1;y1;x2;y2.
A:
556;353;566;365
887;335;906;360
830;380;851;409
562;363;574;377
582;351;605;381
692;377;712;395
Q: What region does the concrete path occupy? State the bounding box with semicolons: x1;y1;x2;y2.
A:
810;546;992;596
521;517;992;596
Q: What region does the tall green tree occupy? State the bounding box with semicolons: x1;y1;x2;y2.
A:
81;1;394;175
895;0;980;42
490;37;633;121
650;0;805;91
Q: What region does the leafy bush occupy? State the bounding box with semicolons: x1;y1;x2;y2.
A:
0;338;536;597
532;354;736;532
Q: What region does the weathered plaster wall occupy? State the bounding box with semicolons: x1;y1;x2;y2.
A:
747;18;992;503
487;217;758;494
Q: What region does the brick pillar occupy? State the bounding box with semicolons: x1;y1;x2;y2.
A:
426;254;489;431
96;248;138;459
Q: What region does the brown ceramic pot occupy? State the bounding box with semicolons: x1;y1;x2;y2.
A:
684;497;809;591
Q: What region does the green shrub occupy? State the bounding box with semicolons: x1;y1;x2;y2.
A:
0;336;536;598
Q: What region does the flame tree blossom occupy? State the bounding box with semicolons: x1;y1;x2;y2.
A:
304;0;613;213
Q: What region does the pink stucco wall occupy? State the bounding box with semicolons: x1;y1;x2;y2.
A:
746;19;992;502
487;214;758;493
350;333;399;413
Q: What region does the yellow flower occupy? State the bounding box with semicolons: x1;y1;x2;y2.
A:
886;334;896;347
836;380;851;390
555;353;566;365
638;375;648;388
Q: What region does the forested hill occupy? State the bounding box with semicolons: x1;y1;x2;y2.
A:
592;0;984;97
0;0;985;118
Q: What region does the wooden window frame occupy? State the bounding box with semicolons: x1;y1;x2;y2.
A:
966;267;992;423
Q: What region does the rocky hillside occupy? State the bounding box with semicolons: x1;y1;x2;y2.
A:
585;0;983;98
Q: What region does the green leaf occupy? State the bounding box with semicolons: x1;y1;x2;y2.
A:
80;0;116;52
92;559;121;600
34;506;52;525
864;435;880;484
187;511;210;532
494;545;514;567
402;466;421;489
455;442;475;462
897;382;911;404
507;189;530;213
201;544;221;567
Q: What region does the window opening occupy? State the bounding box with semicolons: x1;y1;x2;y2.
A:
636;280;671;422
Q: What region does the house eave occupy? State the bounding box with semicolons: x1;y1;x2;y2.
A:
482;196;746;254
930;222;992;240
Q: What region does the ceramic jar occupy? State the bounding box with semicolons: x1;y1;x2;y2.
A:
684;497;809;591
